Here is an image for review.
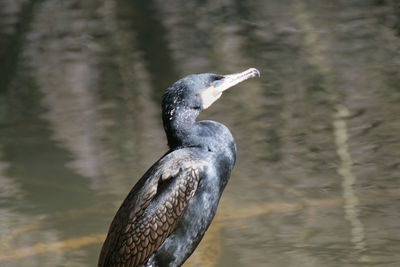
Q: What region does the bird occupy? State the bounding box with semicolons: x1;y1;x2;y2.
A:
98;68;260;267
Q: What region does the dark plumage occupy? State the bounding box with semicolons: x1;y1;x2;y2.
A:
98;68;260;267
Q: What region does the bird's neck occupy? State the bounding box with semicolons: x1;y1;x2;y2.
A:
163;107;201;149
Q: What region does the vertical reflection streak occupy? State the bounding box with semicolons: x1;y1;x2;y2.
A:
333;104;368;259
292;0;371;262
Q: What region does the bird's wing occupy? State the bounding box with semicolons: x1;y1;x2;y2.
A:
98;150;207;267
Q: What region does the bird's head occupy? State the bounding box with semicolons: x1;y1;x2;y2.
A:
162;68;260;114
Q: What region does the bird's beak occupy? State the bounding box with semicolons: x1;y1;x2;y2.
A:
201;68;260;109
215;68;260;93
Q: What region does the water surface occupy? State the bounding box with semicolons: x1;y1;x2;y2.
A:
1;0;400;266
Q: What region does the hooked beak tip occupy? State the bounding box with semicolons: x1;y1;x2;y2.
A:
247;68;261;78
254;68;261;77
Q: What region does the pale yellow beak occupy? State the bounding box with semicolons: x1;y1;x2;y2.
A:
201;68;260;109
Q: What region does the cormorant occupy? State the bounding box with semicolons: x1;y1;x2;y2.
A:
98;68;260;267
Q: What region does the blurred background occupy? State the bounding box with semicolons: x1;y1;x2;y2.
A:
1;0;400;266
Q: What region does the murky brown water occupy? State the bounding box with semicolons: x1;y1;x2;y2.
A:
1;0;400;266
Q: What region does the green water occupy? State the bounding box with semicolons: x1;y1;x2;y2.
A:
1;0;400;266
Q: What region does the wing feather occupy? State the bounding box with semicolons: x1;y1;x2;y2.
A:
99;150;206;267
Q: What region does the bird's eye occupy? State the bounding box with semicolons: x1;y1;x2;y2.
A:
212;80;222;87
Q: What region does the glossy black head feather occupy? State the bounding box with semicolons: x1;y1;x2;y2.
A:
162;73;223;112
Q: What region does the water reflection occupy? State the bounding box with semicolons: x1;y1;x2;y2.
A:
1;0;400;266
